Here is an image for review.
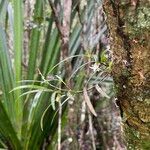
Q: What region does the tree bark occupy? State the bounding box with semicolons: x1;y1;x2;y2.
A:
105;0;150;149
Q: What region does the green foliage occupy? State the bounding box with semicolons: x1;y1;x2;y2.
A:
0;0;112;149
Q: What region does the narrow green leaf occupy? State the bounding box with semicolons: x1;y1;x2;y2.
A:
48;54;84;74
0;101;21;149
55;75;67;87
27;0;43;80
39;28;60;76
10;85;52;92
0;0;8;25
40;103;52;131
13;0;23;138
13;0;23;82
0;27;16;122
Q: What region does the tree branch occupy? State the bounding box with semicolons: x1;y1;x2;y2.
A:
48;0;63;36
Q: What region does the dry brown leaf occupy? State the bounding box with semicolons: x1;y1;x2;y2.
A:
95;84;110;99
83;88;97;117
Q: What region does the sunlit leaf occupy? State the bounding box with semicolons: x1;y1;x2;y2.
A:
51;91;57;110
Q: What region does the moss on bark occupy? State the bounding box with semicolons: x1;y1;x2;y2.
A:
104;0;150;149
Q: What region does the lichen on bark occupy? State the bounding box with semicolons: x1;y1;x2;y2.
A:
104;0;150;149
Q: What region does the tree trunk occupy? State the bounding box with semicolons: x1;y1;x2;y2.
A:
105;0;150;149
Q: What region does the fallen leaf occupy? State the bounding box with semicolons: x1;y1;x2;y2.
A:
83;88;97;117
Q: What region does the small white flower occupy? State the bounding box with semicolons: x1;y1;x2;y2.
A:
123;85;126;89
106;45;110;51
68;138;73;143
90;63;100;72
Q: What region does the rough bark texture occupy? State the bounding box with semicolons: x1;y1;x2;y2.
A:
105;0;150;149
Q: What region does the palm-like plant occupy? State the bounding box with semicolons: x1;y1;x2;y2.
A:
0;0;113;149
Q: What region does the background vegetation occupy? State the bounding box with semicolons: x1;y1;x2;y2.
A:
2;0;149;149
